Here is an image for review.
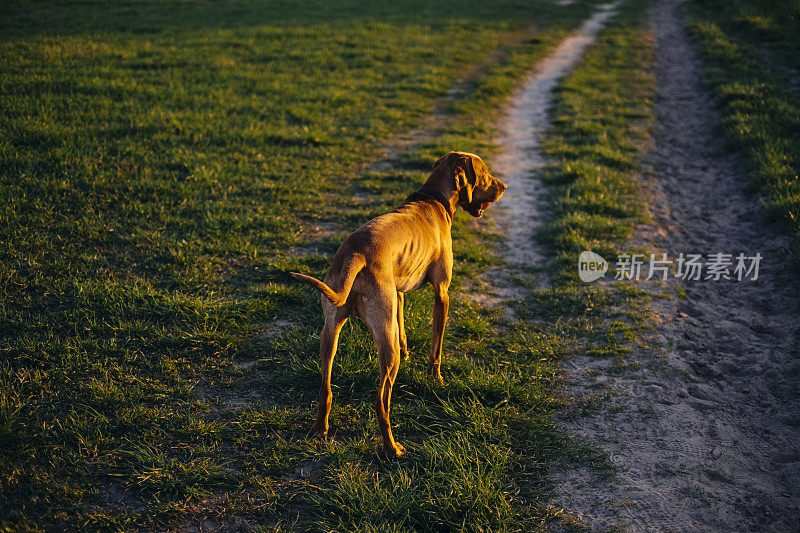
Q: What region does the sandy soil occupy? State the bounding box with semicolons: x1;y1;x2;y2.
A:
472;2;622;312
545;0;800;530
494;2;619;273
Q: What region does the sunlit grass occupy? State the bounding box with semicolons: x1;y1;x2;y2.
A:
0;0;613;529
1;0;669;529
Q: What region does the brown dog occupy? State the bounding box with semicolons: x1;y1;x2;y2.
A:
291;151;506;457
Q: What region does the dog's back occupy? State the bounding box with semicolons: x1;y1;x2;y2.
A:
328;198;451;294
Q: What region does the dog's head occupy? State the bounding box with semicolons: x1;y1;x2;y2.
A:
432;151;507;218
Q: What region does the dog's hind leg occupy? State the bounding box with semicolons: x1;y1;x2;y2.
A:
363;289;405;458
309;299;349;439
376;328;404;458
396;291;409;360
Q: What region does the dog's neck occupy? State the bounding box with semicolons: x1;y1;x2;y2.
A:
417;185;455;221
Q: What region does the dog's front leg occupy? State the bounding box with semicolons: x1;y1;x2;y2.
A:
427;282;449;383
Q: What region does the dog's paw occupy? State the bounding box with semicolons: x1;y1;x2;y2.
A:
308;422;328;439
426;370;444;384
384;443;407;459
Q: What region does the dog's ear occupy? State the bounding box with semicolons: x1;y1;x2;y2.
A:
433;151;457;170
453;154;476;205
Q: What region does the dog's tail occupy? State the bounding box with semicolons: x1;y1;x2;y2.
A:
290;254;366;307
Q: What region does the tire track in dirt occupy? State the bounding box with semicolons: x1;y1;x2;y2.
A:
554;0;800;530
289;25;541;257
495;1;619;271
366;25;540;174
482;2;620;307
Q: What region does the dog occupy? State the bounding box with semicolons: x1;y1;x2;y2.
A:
290;151;507;458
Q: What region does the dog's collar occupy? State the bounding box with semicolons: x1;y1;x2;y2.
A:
417;186;454;221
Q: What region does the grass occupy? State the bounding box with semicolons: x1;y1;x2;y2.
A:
514;5;662;528
0;0;617;530
530;2;661;523
0;0;665;529
684;0;800;272
540;13;655;282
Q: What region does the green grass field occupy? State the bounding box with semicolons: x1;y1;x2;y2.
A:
685;0;800;272
1;0;659;530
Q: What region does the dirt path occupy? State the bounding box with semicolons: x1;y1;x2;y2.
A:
294;25;541;251
494;2;619;275
550;0;800;530
474;2;622;312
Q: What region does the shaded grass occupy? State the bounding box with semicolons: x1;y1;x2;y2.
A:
0;0;616;530
297;1;660;531
541;14;655;283
685;0;800;272
530;3;659;525
0;0;664;529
